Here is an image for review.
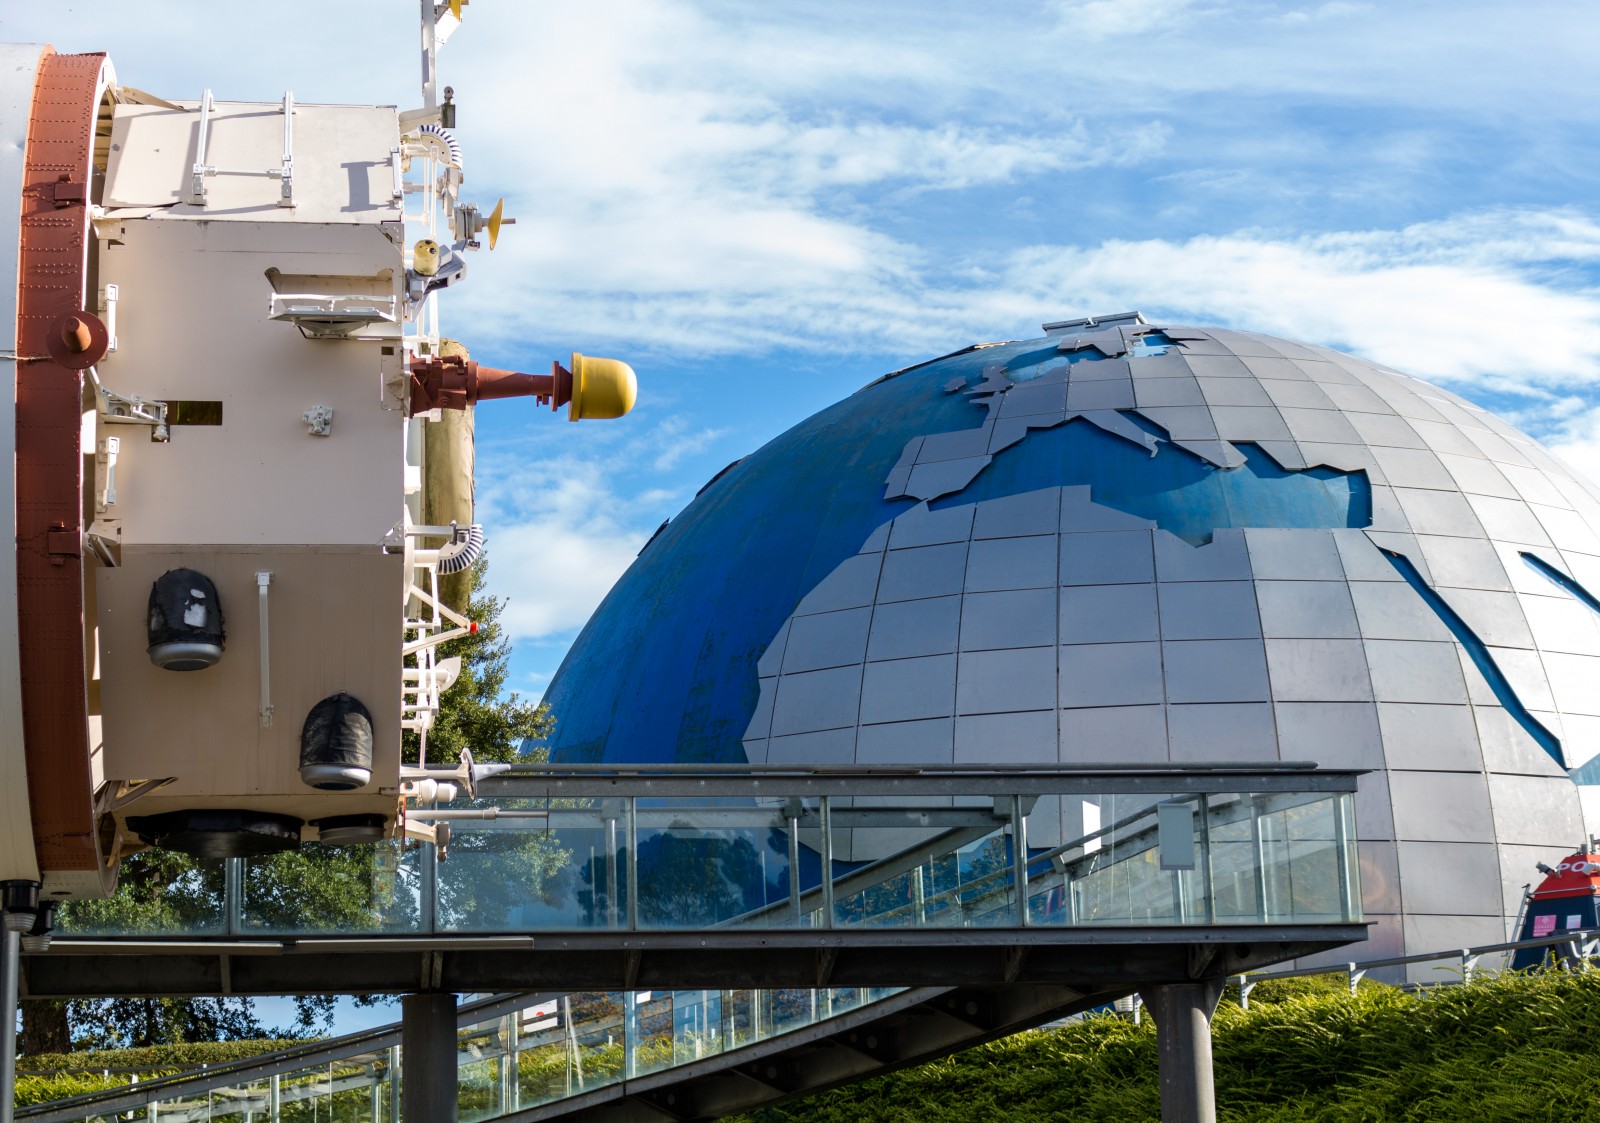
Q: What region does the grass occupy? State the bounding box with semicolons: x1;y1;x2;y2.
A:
733;972;1600;1123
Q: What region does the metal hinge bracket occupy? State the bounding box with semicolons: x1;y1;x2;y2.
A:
47;523;80;563
52;175;86;208
89;367;169;440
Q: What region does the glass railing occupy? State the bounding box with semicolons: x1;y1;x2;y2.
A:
20;1043;398;1122
455;985;898;1120
31;770;1360;1123
62;768;1362;939
18;985;904;1123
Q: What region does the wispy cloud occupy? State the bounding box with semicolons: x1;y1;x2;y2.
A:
472;408;733;646
1277;2;1373;25
1546;404;1600;492
474;449;654;642
1050;0;1208;39
467;206;1600;399
649;416;729;471
487;515;644;640
992;209;1600;391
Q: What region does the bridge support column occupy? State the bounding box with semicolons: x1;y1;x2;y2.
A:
1138;979;1224;1123
0;926;17;1123
0;880;39;1123
403;992;458;1122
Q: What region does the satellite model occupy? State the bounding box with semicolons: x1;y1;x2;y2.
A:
0;0;635;933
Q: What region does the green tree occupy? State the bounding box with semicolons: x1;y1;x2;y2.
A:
403;554;552;767
24;555;555;1054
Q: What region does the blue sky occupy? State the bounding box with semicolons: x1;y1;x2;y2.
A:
8;0;1600;701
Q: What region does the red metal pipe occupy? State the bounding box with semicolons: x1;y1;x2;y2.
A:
409;355;574;414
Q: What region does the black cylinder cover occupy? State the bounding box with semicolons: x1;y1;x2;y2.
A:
146;568;225;670
300;692;375;790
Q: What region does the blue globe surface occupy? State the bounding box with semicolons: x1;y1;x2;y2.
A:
536;314;1600;973
541;327;1370;765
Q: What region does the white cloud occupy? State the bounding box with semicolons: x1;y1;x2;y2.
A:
466;206;1600;399
474;453;651;641
1051;0;1205;39
650;417;728;471
471;411;731;643
488;516;645;640
762;122;1077;192
991;209;1600;391
1278;2;1374;25
1547;405;1600;492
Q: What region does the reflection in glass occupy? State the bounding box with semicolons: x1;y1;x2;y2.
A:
62;786;1359;939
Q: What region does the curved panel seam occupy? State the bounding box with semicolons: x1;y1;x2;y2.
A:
1381;549;1563;769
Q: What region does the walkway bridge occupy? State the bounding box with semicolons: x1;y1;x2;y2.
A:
16;764;1366;1122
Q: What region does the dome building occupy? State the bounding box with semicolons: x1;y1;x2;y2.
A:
539;312;1600;964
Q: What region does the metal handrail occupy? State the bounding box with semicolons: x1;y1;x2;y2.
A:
486;761;1334;776
1232;925;1600;1008
478;766;1362;800
1252;925;1600;979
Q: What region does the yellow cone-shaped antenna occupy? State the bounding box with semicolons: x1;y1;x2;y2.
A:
485;197;513;250
449;0;463;20
568;353;638;422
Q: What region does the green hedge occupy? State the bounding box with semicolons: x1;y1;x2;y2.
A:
22;1038;306;1073
14;1039;304;1108
735;971;1600;1123
14;1071;127;1107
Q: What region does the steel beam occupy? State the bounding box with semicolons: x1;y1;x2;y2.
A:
476;765;1360;802
25;927;1367;998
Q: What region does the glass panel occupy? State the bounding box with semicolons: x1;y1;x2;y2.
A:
58;853;227;935
762;988;822;1038
670;991;722;1067
828;796;1015;930
722;988;759;1050
1024;790;1358;927
1207;793;1265;922
508;992;627;1110
437;804;601;932
621;991;673;1079
1279;792;1343;924
458;1016;508;1122
63;781;1359;940
272;1056;386;1122
1339;792;1362;922
634;803;794;930
242;840;422;935
1053;792;1182;926
122;1058;395;1123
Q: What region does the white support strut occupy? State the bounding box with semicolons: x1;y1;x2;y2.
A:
256;572;274;728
